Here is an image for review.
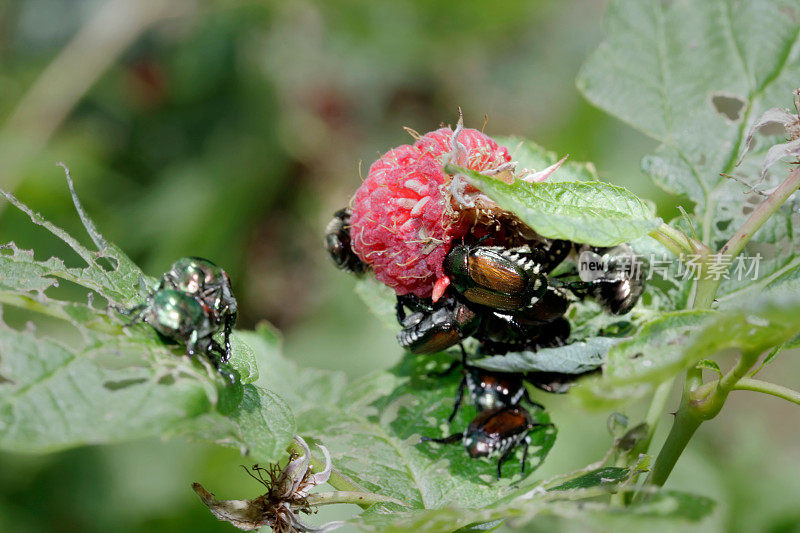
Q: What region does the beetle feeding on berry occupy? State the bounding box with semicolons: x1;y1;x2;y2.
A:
326;115;645;477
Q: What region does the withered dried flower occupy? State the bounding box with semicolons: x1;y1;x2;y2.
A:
737;88;800;185
193;436;343;533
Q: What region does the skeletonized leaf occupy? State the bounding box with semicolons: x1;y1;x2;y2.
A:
574;311;713;407
578;0;800;206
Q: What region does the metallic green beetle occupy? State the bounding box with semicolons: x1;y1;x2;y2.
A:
159;257;238;362
122;288;233;381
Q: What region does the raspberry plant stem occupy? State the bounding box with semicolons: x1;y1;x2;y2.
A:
692;377;800;407
648;230;684;257
645;165;800;494
652;223;694;255
306;491;408;508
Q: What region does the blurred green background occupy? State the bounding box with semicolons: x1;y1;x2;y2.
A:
0;1;798;531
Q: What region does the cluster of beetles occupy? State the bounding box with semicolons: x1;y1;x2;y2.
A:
118;257;238;383
117;205;642;479
326;207;644;478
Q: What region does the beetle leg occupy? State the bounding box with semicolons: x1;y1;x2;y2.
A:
432;359;461;377
549;278;591;298
520;435;531;474
447;375;467;423
113;302;148;325
522;388;544;411
496;445;516;479
222;313;236;362
395;298;407;323
208;338;236;385
419;433;462;445
209;338;224;360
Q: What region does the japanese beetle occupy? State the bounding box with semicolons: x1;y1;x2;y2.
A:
121;289;232;381
396;289;571;355
443;243;548;311
478;314;570;355
159;257;238;362
532;237;573;273
449;364;544;422
510;286;572;325
396;295;481;354
421;406;553;478
325;208;366;274
576;244;644;315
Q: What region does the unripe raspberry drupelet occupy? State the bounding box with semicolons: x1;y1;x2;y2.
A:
349;126;512;298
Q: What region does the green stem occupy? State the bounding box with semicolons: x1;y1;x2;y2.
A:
653;223;695;254
645;402;702;488
693;377;800;407
306;491;407;508
651;167;800;488
647;350;758;490
649;230;684;257
634;380;673;458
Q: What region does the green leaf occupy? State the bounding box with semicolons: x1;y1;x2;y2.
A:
0;326;208;452
495;136;599;183
253;339;558;513
355;277;399;330
1;188;151;304
328;352;556;508
575;311;713;407
578;0;800;309
719;251;800;308
0;319;295;460
220;384;295;460
578;0;800;205
684;291;800;364
356;457;714;532
241;325;348;415
450;165;661;247
470;337;614;374
548;467;630;491
0;189;294;461
227;332;259;384
452;520;504;532
626;490;716;522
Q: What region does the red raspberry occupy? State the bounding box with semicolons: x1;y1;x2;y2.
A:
415;127;511;172
350;126;511;297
